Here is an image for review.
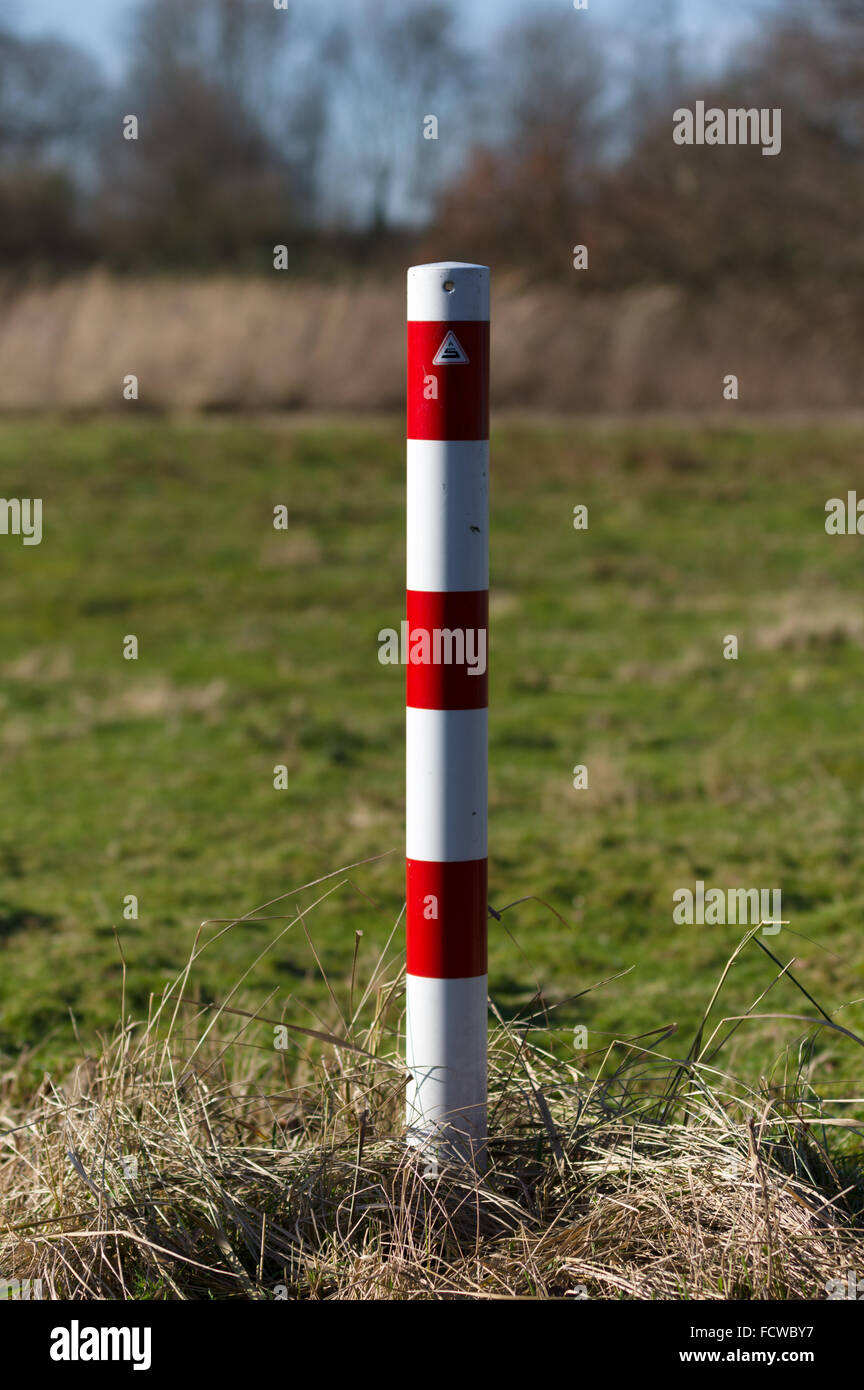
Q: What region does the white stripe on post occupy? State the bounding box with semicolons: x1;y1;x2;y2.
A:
406;708;488;862
405;975;488;1151
405;262;490;1168
406;440;489;592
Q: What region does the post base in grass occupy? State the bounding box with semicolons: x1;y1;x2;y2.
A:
405;971;488;1173
405;1121;488;1176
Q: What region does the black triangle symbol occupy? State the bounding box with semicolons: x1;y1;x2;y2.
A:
433;331;469;365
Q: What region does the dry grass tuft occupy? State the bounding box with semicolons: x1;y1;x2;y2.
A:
1;871;862;1301
756;600;864;653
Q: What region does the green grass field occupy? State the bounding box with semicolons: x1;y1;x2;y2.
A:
1;416;863;1098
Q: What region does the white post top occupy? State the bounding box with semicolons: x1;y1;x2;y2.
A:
407;262;490;322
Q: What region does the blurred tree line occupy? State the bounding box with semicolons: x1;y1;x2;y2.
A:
0;0;861;290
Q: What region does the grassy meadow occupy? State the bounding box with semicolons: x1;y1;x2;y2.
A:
1;415;863;1104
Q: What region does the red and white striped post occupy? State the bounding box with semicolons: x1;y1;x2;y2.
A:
405;262;490;1168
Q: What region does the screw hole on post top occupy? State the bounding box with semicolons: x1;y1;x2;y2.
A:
443;279;455;292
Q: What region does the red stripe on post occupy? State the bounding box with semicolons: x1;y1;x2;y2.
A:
406;857;488;977
405;589;488;709
407;321;490;441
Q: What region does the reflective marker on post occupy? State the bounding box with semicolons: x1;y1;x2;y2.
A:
405;261;490;1168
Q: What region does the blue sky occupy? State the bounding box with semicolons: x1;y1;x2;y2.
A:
5;0;775;79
